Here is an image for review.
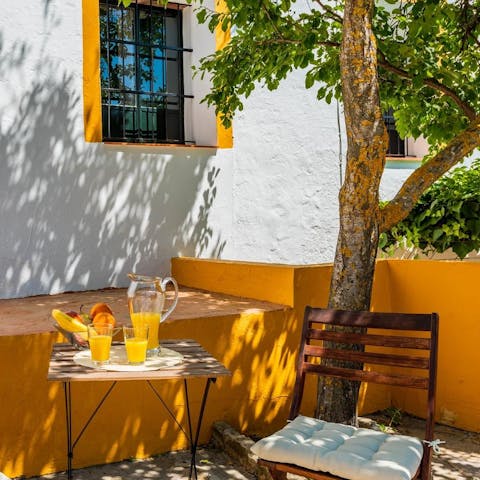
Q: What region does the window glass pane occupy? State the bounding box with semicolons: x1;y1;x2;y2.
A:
100;53;109;90
109;91;121;106
124;107;136;137
151;11;164;47
140;94;157;138
165;16;178;47
120;43;136;91
100;5;108;43
166;50;179;95
166;98;181;141
121;8;135;42
124;93;136;108
108;6;122;39
108;45;121;90
139;8;151;45
152;55;166;92
139;47;152;92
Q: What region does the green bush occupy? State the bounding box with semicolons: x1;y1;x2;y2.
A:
380;159;480;259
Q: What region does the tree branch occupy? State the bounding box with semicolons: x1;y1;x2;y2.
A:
379;115;480;232
261;0;284;39
377;54;477;121
254;37;340;48
312;0;343;23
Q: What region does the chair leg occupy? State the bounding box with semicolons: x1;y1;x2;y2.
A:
268;466;287;480
420;448;433;479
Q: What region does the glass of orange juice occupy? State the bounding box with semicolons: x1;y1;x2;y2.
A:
87;323;113;367
123;324;149;365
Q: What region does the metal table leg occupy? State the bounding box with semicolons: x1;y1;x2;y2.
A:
64;377;216;480
148;377;217;480
64;383;72;480
188;377;216;480
63;381;117;480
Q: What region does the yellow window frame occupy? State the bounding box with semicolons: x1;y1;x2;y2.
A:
82;0;233;148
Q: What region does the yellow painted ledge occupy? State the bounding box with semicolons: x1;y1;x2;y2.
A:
0;289;294;478
172;257;298;306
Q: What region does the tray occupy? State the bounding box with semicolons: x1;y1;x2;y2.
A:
73;345;184;371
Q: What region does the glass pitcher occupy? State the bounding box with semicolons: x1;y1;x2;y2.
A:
127;273;179;356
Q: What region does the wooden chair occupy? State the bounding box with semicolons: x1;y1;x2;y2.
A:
252;307;439;480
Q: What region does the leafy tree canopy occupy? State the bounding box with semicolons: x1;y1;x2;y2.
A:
118;1;479;157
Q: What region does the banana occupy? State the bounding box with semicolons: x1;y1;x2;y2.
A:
52;309;88;333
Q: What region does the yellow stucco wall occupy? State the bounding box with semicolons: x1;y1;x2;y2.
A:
173;257;480;432
1;257;479;477
383;259;480;430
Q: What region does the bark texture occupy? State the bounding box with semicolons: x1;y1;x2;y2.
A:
316;0;388;425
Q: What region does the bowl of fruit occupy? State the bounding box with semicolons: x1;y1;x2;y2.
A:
52;303;116;349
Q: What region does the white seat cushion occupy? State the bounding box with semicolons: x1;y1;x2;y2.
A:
251;415;423;480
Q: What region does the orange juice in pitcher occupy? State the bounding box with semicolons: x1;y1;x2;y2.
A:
127;273;178;356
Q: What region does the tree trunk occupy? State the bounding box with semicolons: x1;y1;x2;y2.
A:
315;0;388;425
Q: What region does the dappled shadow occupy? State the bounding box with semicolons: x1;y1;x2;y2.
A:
28;446;256;480
366;413;480;480
0;21;225;300
160;306;303;439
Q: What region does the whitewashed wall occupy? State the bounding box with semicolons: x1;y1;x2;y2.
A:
0;0;234;298
2;1;474;299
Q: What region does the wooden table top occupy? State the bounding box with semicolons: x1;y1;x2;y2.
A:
48;339;231;382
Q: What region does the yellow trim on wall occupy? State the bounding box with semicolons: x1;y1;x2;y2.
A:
214;0;233;148
82;0;102;143
82;0;233;147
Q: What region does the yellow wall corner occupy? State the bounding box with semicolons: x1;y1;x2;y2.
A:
214;0;233;148
82;0;102;143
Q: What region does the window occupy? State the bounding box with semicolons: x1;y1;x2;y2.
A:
383;108;406;156
99;0;192;144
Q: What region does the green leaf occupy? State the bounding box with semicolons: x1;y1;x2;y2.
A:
196;9;207;24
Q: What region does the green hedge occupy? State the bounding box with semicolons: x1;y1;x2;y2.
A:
380;159;480;259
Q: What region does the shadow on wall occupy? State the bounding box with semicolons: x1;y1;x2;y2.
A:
0;26;225;299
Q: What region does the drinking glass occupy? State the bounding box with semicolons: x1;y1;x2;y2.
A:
123;324;149;365
87;323;113;367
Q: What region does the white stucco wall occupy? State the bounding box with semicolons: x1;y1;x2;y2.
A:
0;1;233;298
229;78;342;264
0;0;343;299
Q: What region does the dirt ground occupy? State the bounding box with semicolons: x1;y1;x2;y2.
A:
25;447;255;480
367;413;480;480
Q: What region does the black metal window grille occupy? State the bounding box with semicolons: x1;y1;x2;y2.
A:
99;0;193;143
383;108;407;156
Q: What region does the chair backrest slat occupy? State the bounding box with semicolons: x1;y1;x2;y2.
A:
303;344;430;369
308;328;432;350
309;308;434;331
303;362;430;389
